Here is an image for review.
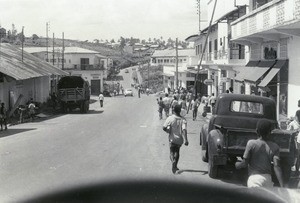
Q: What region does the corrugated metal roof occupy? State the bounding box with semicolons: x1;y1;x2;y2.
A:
0;43;68;80
24;46;100;54
152;49;195;57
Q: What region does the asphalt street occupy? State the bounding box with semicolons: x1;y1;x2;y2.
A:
0;67;269;202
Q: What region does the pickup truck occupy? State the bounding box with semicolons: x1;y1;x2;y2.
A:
200;93;296;184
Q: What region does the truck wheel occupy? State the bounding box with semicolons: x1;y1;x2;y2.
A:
208;145;218;178
84;101;89;113
80;102;84;113
202;144;208;162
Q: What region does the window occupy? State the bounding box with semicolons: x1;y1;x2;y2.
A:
183;59;187;62
69;59;71;63
230;101;263;114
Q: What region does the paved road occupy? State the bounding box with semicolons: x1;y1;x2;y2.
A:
0;68;262;202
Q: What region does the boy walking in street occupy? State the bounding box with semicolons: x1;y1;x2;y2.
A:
236;119;283;188
99;92;104;108
163;104;189;174
157;97;164;120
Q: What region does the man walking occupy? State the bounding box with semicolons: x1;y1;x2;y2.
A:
99;92;104;108
162;93;171;117
191;97;200;121
163;104;188;174
0;103;7;131
157;97;164;120
236;119;283;187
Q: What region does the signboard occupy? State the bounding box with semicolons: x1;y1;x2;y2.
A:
204;79;213;85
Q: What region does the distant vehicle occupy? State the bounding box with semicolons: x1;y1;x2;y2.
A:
125;69;129;73
124;89;133;97
57;76;90;113
200;93;296;184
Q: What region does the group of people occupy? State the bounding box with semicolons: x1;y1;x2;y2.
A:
157;92;202;121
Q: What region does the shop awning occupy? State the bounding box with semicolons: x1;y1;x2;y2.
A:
258;60;288;87
234;60;276;82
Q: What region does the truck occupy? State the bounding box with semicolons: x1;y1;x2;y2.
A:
200;93;296;185
57;76;90;113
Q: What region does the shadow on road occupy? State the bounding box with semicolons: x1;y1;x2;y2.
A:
177;169;208;175
0;128;36;138
87;110;104;114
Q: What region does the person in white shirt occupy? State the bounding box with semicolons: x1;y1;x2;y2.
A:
163;104;188;174
99;93;104;107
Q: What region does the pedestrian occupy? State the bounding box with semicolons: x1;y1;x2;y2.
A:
138;86;141;98
99;92;104;108
51;92;57;110
235;119;283;188
287;110;300;175
0;103;7;131
179;95;187;110
163;104;188;174
157;97;164;120
171;96;178;114
209;93;217;109
28;99;36;122
191;97;200;121
229;87;233;93
162;93;171;117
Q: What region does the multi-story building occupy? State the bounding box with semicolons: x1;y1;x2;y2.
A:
186;0;249;97
24;47;113;95
231;0;300;121
151;49;203;92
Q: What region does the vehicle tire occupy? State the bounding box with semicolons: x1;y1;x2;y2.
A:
80;102;84;113
84;101;89;113
202;146;208;162
208;145;218;179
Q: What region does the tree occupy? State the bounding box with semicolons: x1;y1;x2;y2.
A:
93;39;99;44
111;39;115;43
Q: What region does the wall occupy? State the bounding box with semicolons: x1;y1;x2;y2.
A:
0;76;50;109
64;53;96;69
207;0;248;23
287;36;300;117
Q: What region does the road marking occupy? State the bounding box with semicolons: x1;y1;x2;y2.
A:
140;125;147;128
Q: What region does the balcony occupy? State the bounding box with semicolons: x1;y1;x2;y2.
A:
231;0;300;41
73;64;105;71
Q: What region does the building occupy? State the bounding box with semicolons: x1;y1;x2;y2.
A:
151;49;200;92
0;43;67;111
231;0;300;121
24;47;113;95
186;0;249;97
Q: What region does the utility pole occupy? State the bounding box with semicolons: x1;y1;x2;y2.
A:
196;0;201;33
52;33;55;66
194;0;218;98
46;22;50;62
147;62;150;88
175;38;178;90
21;26;24;62
62;32;64;70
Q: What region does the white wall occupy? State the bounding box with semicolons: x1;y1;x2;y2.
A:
287;36;300;117
207;0;248;23
64;53;96;69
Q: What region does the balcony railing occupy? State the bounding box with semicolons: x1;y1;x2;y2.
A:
231;0;300;40
73;64;105;70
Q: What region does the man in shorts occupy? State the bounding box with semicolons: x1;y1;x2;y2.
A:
163;104;189;174
162;93;171;117
236;119;283;187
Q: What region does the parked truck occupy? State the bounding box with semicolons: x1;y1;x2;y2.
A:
200;94;296;185
57;76;90;113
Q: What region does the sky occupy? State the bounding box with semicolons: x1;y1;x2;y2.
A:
0;0;207;42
